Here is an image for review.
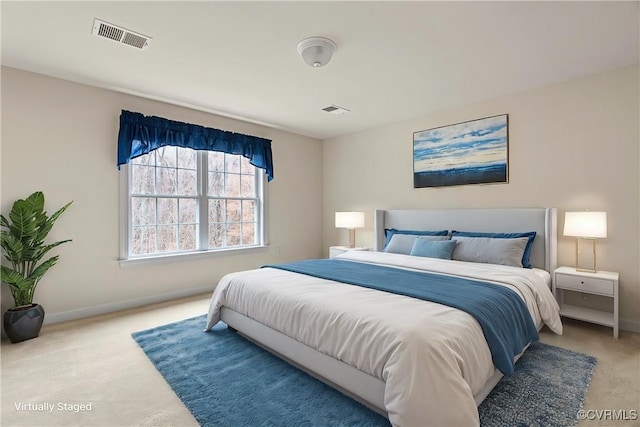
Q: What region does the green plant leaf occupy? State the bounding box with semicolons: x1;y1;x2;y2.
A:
48;201;73;224
1;265;28;288
0;231;24;263
8;200;37;242
24;192;45;215
1;266;36;306
24;239;72;263
36;201;72;244
0;214;10;229
29;256;59;286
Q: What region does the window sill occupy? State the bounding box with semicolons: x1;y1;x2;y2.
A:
119;245;269;268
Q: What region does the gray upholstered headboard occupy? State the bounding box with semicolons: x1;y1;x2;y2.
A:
374;208;557;272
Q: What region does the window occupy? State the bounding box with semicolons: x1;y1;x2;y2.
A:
121;146;264;261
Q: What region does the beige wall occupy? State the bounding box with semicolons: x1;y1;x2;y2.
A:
0;67;323;323
323;65;640;331
2;65;638;332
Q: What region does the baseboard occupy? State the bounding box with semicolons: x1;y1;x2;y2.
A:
43;286;214;325
620;318;640;334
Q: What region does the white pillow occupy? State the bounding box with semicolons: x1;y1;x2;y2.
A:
452;236;529;267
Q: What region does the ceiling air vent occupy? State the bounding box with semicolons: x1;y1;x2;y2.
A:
322;105;351;115
92;19;152;50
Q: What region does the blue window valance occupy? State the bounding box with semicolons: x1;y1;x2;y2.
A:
117;110;274;181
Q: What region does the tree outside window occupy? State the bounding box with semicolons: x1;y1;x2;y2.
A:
127;147;262;257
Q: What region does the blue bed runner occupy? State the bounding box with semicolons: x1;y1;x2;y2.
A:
264;259;538;374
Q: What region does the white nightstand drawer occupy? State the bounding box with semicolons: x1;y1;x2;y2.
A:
555;273;613;296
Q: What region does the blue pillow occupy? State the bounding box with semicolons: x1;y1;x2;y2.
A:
385;234;450;255
451;231;537;268
384;228;449;250
410;238;457;260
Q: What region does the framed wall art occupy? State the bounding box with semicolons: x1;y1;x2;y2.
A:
413;114;509;188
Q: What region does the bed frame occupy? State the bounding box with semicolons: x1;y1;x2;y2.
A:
221;208;557;418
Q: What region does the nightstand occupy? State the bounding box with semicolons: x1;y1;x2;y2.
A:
329;246;368;259
553;266;619;338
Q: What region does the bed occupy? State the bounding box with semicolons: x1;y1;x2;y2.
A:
205;208;563;426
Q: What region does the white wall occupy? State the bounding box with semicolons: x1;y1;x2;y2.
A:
323;65;640;331
0;66;323;323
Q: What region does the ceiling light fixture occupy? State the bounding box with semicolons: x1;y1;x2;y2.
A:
297;37;337;68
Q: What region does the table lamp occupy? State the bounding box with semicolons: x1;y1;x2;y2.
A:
563;211;607;272
335;212;365;248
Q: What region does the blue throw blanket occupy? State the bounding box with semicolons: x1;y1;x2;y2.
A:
264;259;539;374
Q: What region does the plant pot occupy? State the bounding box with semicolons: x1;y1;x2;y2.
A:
3;304;45;343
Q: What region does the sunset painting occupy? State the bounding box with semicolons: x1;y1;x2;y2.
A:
413;114;508;188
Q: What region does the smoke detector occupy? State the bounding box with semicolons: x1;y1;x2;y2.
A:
92;19;152;50
322;105;351;115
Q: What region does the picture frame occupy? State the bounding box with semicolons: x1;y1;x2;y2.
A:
413;114;509;188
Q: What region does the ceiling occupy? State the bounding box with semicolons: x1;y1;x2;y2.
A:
2;1;638;140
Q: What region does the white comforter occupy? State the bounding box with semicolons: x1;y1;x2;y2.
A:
206;251;562;427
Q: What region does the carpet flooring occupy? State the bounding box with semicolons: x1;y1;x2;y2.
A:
132;314;596;427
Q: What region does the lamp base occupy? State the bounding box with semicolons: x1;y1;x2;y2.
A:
575;238;598;273
348;229;356;248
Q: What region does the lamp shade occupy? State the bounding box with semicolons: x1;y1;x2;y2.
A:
335;212;364;229
563;211;607;238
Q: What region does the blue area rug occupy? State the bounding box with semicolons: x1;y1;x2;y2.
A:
132;315;596;427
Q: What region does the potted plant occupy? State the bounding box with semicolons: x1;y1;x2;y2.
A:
1;191;72;343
